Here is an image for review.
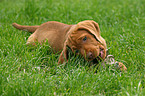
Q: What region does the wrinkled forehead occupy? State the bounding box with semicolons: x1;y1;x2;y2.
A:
65;21;107;49
67;30;98;46
70;29;99;42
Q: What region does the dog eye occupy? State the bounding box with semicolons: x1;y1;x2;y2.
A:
83;36;87;41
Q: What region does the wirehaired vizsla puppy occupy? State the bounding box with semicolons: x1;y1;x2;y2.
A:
12;20;127;71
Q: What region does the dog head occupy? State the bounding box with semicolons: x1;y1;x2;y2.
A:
58;20;107;64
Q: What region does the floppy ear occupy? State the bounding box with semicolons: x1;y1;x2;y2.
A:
58;25;78;64
58;43;68;64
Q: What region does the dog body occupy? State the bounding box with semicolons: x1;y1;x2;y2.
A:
12;20;107;64
13;21;72;52
29;21;72;52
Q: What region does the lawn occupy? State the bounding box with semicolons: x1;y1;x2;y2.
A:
0;0;145;95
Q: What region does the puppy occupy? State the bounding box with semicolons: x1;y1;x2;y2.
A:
12;20;107;64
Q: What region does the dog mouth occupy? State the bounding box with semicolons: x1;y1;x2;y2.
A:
90;48;106;63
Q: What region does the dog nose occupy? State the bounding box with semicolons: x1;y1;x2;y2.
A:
87;52;93;59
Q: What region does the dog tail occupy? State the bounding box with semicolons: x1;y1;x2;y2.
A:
12;23;40;33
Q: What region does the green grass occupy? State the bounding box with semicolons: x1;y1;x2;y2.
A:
0;0;145;95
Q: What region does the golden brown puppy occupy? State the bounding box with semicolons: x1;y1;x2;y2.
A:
12;20;107;64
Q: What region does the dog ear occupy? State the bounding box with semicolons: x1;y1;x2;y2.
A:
58;25;78;64
58;43;68;64
77;20;107;48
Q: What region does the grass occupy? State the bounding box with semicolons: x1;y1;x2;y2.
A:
0;0;145;95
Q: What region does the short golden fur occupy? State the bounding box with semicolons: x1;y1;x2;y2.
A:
12;20;127;71
12;20;107;64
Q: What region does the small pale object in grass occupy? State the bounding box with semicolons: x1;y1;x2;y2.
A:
101;55;127;71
